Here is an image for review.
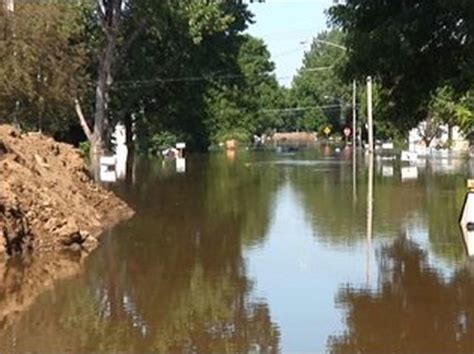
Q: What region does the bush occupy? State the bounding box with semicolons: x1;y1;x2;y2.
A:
78;140;90;158
213;128;251;147
148;131;178;155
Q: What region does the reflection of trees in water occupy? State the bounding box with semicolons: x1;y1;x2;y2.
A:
204;153;281;248
0;155;281;352
292;161;466;261
329;236;474;354
421;171;466;261
292;163;422;244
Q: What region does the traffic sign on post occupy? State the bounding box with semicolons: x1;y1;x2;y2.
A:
343;127;352;137
460;180;474;256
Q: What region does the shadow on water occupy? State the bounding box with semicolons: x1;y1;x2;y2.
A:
0;153;282;353
0;251;84;329
329;235;474;354
0;149;473;352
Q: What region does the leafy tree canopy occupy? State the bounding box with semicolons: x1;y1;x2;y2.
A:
290;29;351;133
329;0;474;131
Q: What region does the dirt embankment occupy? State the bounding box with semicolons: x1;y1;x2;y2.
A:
0;124;133;258
0;125;133;326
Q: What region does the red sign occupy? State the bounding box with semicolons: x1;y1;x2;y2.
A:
343;127;352;137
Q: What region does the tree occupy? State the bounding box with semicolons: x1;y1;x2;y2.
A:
1;0;283;153
75;0;124;165
290;30;351;133
456;90;474;136
203;34;284;145
112;1;282;151
329;0;474;132
103;0;257;152
0;1;88;134
427;86;458;146
416;117;445;147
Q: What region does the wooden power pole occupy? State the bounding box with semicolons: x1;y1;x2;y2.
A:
352;80;357;146
367;76;374;153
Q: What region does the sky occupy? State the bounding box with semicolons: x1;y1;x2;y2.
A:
247;0;334;87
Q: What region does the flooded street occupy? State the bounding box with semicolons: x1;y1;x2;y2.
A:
1;149;473;353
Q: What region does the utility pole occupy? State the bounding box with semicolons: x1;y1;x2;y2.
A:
367;76;374;153
352;80;357;146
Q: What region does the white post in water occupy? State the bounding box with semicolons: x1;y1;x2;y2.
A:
353;146;357;203
367;76;374;153
176;142;186;173
351;79;358;204
366;152;374;285
114;123;128;180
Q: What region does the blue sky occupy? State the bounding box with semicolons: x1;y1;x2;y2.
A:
247;0;334;87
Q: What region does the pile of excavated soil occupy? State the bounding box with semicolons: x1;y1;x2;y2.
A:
0;125;133;259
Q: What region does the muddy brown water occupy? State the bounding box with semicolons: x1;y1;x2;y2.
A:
1;149;474;353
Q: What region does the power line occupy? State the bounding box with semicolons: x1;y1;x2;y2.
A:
112;66;333;89
260;103;359;114
261;104;340;113
300;66;333;72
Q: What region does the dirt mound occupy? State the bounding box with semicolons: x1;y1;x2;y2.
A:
0;125;133;259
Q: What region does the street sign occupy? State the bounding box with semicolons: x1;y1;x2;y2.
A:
323;126;331;136
343;127;351;137
460;184;474;256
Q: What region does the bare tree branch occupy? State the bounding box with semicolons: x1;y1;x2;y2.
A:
74;99;94;143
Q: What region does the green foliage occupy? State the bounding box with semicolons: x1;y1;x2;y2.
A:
148;131;178;156
213;128;251;147
329;0;474;131
290;30;351;133
456;91;474;134
1;0;283;151
0;1;91;135
113;1;280;152
184;0;237;44
413;86;474;146
429;87;458;127
203;35;284;146
79;140;91;158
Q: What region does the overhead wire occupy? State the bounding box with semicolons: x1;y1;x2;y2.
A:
111;65;333;90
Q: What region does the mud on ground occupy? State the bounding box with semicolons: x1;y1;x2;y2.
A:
0;124;134;324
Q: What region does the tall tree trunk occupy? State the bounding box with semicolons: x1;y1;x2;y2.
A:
75;0;145;180
74;0;122;178
92;35;116;167
92;0;122;153
124;112;134;154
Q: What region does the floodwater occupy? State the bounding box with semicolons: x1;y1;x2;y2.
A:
1;148;474;353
